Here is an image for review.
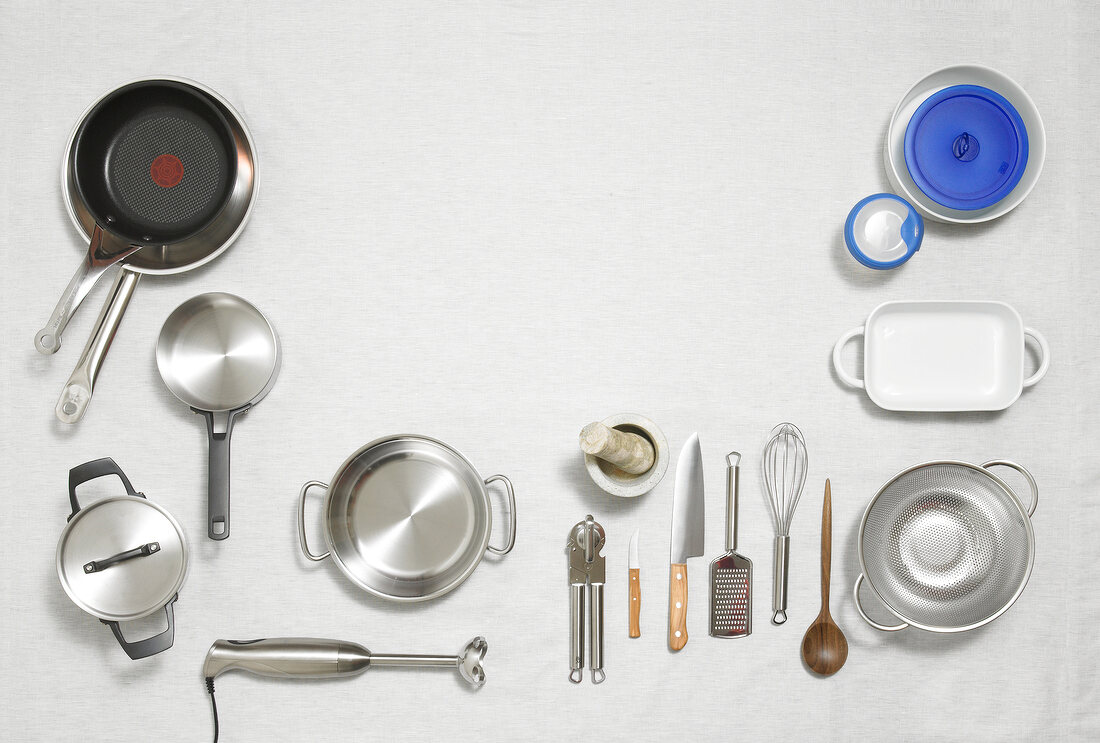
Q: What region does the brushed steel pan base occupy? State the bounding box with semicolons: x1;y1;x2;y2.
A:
300;435;516;602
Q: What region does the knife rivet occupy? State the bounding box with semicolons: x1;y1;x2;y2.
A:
676;572;682;580
676;602;682;609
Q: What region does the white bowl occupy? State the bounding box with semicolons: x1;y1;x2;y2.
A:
884;65;1045;223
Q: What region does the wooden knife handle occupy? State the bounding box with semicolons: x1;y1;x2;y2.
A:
629;568;641;638
669;563;688;650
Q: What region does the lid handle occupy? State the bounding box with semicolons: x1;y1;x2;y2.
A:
68;458;142;520
83;542;160;574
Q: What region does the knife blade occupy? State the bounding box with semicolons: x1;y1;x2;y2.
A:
629;529;641;638
669;433;705;651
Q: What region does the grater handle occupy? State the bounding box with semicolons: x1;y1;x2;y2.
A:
726;452;740;551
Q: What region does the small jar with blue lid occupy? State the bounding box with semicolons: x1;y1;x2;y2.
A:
845;193;924;270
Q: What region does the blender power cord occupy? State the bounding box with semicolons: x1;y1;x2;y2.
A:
205;677;219;742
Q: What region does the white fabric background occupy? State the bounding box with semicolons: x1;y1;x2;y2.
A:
1;1;1096;740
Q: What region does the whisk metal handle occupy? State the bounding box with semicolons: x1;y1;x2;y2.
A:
771;535;790;625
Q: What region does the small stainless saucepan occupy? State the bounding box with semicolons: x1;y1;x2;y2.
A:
157;293;279;540
299;435;516;601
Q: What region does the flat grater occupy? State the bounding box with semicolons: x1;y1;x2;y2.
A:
710;452;752;637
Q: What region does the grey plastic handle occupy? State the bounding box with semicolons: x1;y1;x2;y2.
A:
200;407;248;540
297;481;332;561
56;268;141;423
202;638;370;680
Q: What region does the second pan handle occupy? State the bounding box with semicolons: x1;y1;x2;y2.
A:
56;268;141;424
199;407;248;541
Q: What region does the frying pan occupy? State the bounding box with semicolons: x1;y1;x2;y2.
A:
36;78;240;354
53;77;258;424
157;293;279;540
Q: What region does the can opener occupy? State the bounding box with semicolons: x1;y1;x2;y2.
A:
568;514;606;684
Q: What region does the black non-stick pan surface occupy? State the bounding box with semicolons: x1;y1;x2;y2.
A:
71;80;237;244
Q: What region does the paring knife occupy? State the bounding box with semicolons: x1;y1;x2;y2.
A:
629;529;641;638
669;433;705;651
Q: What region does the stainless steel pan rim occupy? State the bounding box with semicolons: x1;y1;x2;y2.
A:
298;435;516;602
60;74;259;274
854;459;1037;633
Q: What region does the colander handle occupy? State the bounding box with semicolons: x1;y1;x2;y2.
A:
853;574;909;632
832;326;865;389
981;460;1038;517
1022;328;1050;388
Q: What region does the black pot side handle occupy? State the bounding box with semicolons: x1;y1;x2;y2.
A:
103;595;178;660
198;407;248;541
68;457;142;520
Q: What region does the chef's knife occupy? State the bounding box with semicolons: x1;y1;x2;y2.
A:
629;529;641;638
669;433;705;651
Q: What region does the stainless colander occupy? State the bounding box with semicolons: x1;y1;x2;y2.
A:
854;460;1037;633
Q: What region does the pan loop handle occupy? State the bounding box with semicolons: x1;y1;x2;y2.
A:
853;574;909;632
297;481;331;562
832;326;865;389
981;460;1038;517
484;475;516;556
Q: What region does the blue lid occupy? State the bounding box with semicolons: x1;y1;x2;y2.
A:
904;84;1028;211
844;193;924;270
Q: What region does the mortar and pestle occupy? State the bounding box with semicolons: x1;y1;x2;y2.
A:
579;414;669;498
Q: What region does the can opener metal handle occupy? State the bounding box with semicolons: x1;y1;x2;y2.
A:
568;514;606;684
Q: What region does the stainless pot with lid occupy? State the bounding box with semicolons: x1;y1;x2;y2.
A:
56;458;188;659
298;435;516;602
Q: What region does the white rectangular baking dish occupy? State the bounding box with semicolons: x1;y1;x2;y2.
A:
832;300;1049;412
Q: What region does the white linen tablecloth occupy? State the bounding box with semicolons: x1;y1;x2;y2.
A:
1;1;1096;740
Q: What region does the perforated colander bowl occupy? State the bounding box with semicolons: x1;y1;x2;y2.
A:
854;460;1037;633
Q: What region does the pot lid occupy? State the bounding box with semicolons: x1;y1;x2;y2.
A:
57;495;187;622
903;84;1029;211
844;193;923;269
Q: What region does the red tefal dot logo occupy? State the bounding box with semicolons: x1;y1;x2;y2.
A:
150;154;184;188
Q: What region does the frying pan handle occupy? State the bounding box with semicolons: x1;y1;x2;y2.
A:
297;481;331;562
853;573;909;632
484;475;516;556
200;408;248;541
55;269;141;424
35;225;141;354
981;460;1039;517
832;326;865;389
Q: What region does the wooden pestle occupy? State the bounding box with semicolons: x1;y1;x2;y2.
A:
580;422;655;475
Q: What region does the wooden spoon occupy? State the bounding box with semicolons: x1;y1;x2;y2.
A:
801;479;849;676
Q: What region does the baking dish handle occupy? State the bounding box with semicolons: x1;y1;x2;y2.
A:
981;460;1038;517
297;481;331;562
484;475;516;556
853;574;908;632
1022;328;1050;388
832;326;865;389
